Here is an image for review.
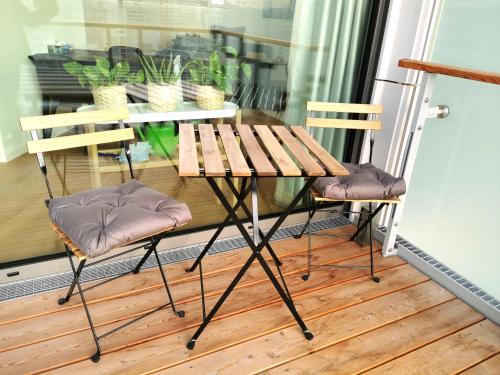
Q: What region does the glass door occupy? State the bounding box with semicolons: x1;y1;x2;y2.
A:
0;0;379;269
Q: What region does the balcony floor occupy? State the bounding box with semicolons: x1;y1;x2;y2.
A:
0;225;499;374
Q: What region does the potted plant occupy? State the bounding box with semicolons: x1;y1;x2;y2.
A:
188;47;251;110
63;57;144;110
139;54;186;112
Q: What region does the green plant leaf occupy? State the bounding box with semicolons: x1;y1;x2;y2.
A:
240;63;252;79
189;67;199;83
209;51;222;74
63;61;83;76
112;61;130;84
134;69;144;84
95;57;110;78
77;75;88;88
222;46;238;57
83;65;102;87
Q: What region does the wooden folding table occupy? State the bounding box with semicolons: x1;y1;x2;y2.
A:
178;123;348;349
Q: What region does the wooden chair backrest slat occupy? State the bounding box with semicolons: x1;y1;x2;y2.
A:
20;108;132;154
306;101;383;130
306;117;381;130
20;108;129;131
26;128;134;154
307;102;382;114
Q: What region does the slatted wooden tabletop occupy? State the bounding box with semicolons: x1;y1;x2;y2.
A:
178;124;349;177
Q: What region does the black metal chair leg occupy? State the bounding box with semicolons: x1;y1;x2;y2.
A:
303;191;313;281
58;258;86;305
152;246;184;318
350;203;387;241
132;245;155;274
369;203;380;283
294;194;318;240
64;245;101;362
199;261;206;320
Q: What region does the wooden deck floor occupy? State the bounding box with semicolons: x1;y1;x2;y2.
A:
0;225;498;374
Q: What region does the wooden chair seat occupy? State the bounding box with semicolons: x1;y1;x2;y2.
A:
50;223;87;261
310;187;401;204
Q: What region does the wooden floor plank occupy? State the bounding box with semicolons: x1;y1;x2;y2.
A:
46;256;410;374
266;299;484;374
153;282;453;375
0;245;399;373
365;321;500;375
1;224;498;375
460;353;500;374
0;226;355;326
0;236;363;353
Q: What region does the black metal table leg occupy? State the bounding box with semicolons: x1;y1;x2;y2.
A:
186;178;250;273
224;177;283;267
186;177;317;350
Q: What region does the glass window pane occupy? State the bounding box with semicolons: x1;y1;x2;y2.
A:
0;0;374;265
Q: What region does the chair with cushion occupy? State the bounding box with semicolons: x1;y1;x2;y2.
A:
19;108;192;363
295;101;405;282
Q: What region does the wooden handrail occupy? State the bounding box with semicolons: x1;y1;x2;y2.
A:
399;59;500;85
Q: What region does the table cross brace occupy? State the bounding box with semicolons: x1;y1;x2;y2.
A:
186;176;317;350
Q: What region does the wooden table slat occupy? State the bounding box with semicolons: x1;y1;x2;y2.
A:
272;126;326;176
253;125;301;176
198;124;226;176
217;124;251;177
178;123;199;176
236;124;277;176
291;126;349;176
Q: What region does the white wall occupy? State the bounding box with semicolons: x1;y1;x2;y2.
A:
0;0;87;162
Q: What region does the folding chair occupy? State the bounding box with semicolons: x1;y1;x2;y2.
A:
295;102;406;282
19;108;192;363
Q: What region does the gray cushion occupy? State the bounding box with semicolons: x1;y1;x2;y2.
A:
49;180;191;258
313;163;406;200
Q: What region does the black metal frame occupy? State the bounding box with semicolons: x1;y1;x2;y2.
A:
30;120;185;363
185;176;317;350
294;190;389;283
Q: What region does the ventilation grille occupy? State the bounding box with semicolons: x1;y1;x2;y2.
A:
379;227;500;312
0;216;350;301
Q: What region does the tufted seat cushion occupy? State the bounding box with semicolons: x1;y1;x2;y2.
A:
313;163;406;200
48;180;192;258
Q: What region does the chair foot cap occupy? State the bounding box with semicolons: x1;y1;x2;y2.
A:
132;269;140;274
58;298;67;305
187;339;196;350
372;276;381;283
176;310;185;318
91;351;101;363
301;274;309;281
293;234;302;239
304;331;314;340
185;267;194;273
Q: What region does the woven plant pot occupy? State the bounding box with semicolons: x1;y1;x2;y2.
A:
148;84;178;112
196;85;225;110
92;86;127;110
